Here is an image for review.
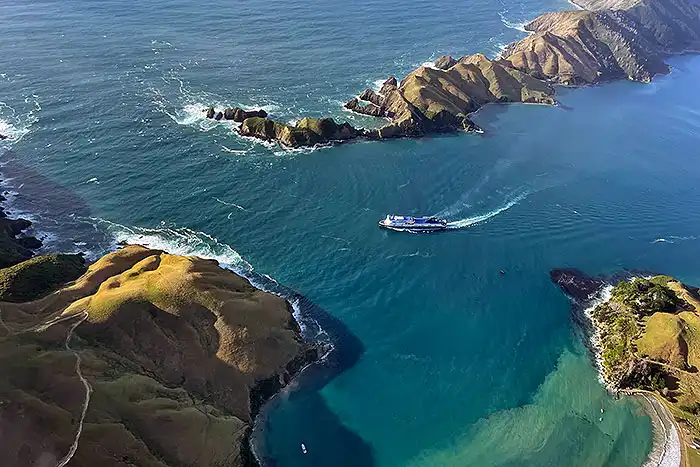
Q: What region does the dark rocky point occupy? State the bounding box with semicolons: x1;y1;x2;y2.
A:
434;55;457;70
550;268;606;301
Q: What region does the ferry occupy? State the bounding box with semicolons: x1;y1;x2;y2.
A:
379;215;448;232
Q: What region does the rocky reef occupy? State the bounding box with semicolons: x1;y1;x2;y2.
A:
0;191;43;268
0;244;316;467
206;0;700;148
239;116;360;148
205;106;269;122
552;270;700;458
205;108;362;148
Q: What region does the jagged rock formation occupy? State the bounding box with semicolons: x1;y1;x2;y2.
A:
502;0;700;84
345;54;555;138
434;55;458;70
205;107;268;122
0;245;315;467
208;0;700;147
239;116;360;147
0;192;42;268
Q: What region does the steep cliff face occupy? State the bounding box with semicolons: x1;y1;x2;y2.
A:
503;0;700;84
0;245;312;467
345;54;555;138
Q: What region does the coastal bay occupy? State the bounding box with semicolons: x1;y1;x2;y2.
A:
2;0;700;465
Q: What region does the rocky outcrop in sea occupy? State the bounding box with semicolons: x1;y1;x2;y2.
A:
207;0;700;148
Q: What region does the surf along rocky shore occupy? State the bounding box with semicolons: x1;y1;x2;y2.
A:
0;173;366;467
550;269;700;467
205;0;700;148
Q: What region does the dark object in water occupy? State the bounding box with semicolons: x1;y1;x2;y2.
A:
550;268;606;302
499;269;505;275
0;134;7;140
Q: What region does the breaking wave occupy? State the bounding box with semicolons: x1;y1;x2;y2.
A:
498;11;529;32
652;235;698;244
0;97;41;146
82;217;253;273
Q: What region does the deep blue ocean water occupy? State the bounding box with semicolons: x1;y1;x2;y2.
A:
3;0;700;465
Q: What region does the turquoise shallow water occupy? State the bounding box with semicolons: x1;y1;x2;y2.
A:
3;0;700;465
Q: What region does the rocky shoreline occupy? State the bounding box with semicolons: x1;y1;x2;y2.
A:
0;182;325;467
550;268;700;466
0;186;44;268
206;0;700;148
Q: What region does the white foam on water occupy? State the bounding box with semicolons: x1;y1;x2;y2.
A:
0;97;41;145
582;285;614;387
289;297;334;361
83;217;253;273
372;79;387;92
220;145;248;154
652;235;697;244
494;43;509;59
214;197;246;211
446;192;528;229
421;61;438;70
498;11;529;32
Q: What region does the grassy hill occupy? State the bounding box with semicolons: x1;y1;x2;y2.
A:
0;245;313;467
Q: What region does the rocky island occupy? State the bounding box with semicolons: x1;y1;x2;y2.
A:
0;236;316;466
206;0;700;148
552;270;700;466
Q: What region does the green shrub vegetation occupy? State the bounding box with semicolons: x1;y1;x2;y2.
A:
0;254;86;302
611;278;679;315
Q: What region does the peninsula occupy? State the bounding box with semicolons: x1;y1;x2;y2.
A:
552;270;700;466
0;234;316;466
206;0;700;147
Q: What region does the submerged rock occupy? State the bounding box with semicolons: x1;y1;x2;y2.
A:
550;268;606;301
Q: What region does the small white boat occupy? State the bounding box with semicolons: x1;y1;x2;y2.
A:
301;443;308;454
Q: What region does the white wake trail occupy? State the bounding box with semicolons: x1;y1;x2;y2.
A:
446;192;528;229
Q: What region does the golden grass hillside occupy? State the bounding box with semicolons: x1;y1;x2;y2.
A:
0;245;312;467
